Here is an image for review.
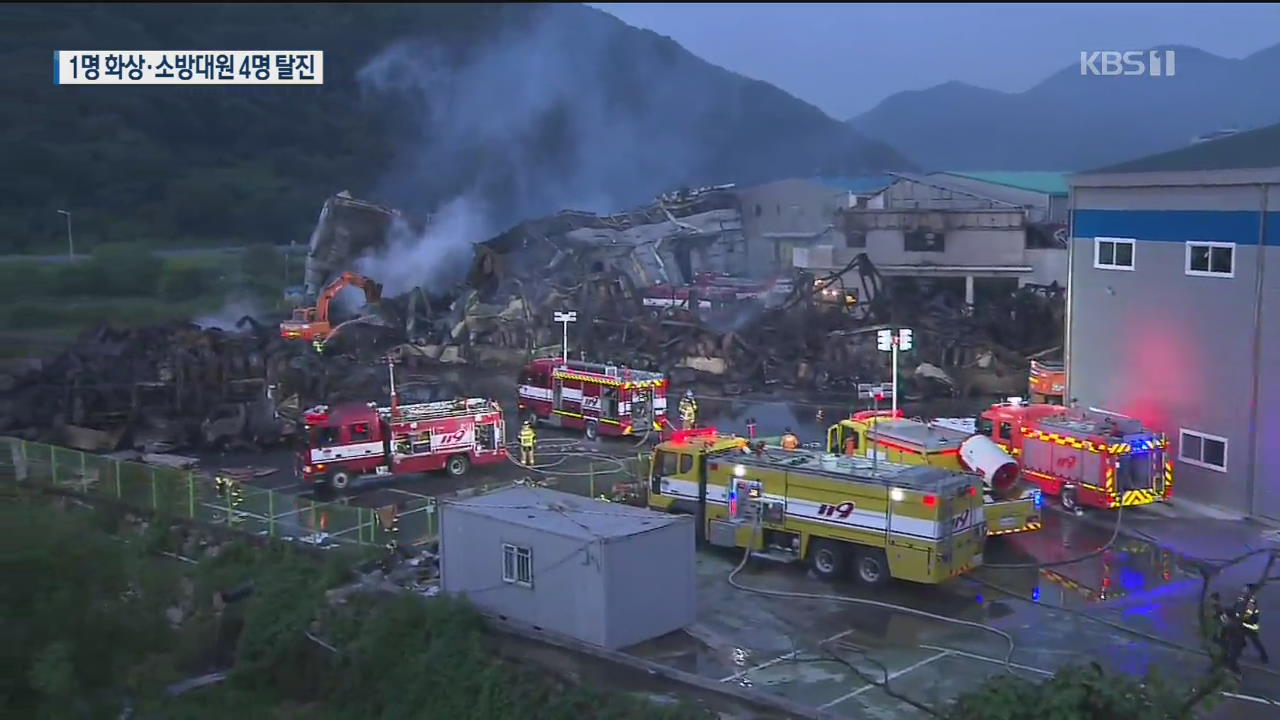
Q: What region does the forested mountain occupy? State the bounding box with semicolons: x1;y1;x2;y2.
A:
0;3;908;252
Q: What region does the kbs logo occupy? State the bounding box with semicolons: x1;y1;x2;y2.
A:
1080;50;1176;77
817;501;856;520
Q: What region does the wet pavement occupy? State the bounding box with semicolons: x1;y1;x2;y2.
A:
204;380;1279;717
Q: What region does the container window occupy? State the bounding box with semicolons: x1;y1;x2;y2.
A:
502;543;533;587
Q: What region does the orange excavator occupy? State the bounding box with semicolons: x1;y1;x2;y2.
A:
280;271;382;343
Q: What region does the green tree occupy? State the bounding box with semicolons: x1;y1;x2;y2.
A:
0;501;176;716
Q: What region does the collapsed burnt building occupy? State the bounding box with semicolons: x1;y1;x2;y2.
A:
300;188;1065;398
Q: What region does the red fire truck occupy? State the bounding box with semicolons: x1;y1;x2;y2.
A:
517;358;669;440
975;400;1173;511
298;397;506;489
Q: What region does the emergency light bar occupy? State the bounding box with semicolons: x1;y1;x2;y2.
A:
671;427;718;443
852;409;905;421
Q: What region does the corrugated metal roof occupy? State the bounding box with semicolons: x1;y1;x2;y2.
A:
441;485;685;542
812;175;896;194
940;171;1070;196
1082;122;1280;175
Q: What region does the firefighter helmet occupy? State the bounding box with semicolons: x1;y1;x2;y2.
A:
685;390;694;399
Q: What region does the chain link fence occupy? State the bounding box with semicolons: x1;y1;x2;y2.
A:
0;437;388;548
1;437;653;548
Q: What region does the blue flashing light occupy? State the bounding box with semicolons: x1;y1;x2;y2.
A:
975;594;984;604
729;485;738;516
1033;490;1044;510
1032;586;1041;603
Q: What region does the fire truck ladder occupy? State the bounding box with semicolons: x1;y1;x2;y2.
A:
394;398;498;422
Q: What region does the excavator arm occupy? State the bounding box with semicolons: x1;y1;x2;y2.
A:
280;271;383;342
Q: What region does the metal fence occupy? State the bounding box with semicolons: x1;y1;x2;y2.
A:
0;437;651;548
0;437;392;548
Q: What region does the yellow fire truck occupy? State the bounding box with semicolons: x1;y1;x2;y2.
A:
647;428;987;586
827;411;1043;537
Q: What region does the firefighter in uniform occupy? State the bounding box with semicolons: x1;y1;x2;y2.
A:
519;420;537;466
380;506;400;573
1237;584;1270;665
781;427;800;450
678;390;698;430
844;434;859;456
1212;591;1247;673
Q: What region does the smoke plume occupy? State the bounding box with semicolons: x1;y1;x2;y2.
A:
354;196;488;296
351;5;721;290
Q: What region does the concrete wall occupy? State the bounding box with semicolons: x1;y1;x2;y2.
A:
860;226;1027;268
600;518;697;649
1068;181;1280;518
736;179;850;277
440;507;607;645
1025;248;1068;286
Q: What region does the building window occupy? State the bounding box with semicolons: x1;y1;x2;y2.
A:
904;229;945;252
502;543;533;587
754;203;762;218
1179;429;1227;473
845;230;866;248
1094;237;1135;270
1185;241;1234;278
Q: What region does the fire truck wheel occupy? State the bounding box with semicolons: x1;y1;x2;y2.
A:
853;548;890;587
1061;486;1079;512
446;454;471;477
331;472;351;490
584;421;599;441
808;539;848;581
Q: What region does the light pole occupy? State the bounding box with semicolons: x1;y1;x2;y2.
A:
56;210;73;260
554;311;577;363
876;328;913;417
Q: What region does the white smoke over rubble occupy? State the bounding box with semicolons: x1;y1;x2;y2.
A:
354;196;488;296
352;5;720;291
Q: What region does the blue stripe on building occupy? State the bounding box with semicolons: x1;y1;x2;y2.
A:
1072;210;1280;246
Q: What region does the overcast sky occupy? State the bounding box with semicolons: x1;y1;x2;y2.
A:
590;3;1280;119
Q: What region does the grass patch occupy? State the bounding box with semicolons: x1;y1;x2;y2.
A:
0;295;225;332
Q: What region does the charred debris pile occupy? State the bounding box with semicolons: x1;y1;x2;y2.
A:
0;190;1063;452
0;319;421;454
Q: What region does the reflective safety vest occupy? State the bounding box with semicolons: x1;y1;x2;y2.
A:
519;426;536;448
1241;598;1261;631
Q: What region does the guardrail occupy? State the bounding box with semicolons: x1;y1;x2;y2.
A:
1;437;652;548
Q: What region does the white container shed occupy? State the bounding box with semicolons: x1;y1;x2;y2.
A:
439;485;696;650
